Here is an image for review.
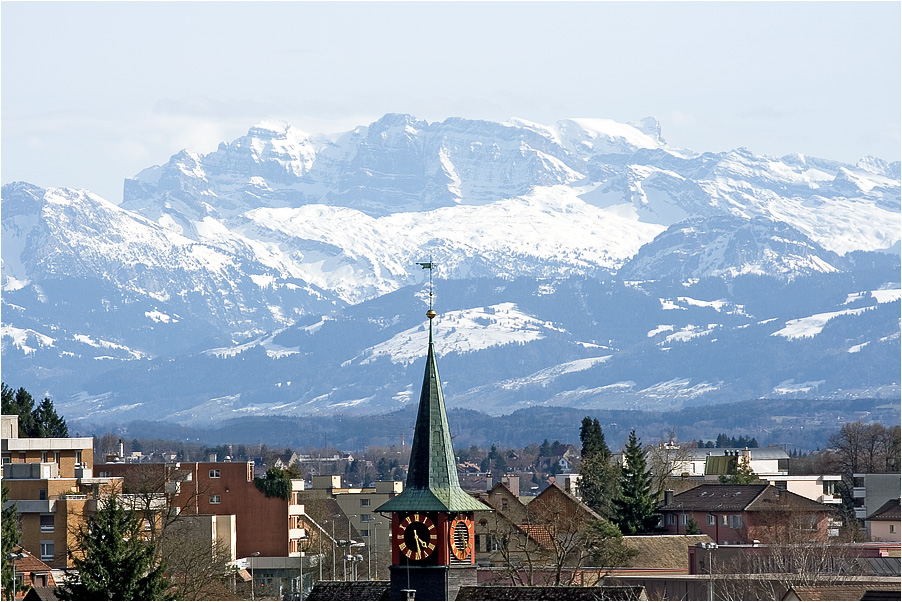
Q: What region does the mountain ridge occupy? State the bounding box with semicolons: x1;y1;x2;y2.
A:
2;113;899;427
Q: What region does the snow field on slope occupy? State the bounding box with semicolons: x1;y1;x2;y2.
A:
359;302;565;366
240;186;665;304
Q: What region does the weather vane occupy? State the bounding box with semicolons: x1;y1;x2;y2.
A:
416;260;435;319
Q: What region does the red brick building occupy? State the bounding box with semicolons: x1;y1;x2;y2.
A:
657;484;833;544
98;460;305;559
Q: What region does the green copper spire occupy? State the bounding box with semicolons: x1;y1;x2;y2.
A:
377;311;488;513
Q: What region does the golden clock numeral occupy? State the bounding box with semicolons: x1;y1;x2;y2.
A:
428;543;435;550
413;513;420;522
399;542;407;551
428;523;435;531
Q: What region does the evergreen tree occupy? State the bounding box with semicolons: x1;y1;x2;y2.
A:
2;483;21;599
1;383;68;438
580;417;608;459
32;397;69;438
718;455;760;484
1;384;37;438
578;417;619;519
539;439;553;457
55;495;171;601
613;430;660;535
685;516;702;535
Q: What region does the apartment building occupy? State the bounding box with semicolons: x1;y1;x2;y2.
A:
301;475;402;580
2;415;121;568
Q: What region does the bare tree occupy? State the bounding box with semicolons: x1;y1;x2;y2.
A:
827;422;900;478
485;485;635;587
160;518;238;601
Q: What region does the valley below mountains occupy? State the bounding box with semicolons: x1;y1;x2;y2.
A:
2;114;899;432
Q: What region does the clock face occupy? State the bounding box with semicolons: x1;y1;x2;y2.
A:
397;514;437;560
449;516;473;560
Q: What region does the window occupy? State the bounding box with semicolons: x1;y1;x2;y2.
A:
40;514;54;533
667;514;676;526
360;498;371;507
41;451;48;463
361;514;372;523
475;534;482;552
2;454;10;464
209;469;220;478
39;489;47;501
721;515;729;526
729;515;743;529
210;495;221;504
75;451;82;464
680;514;688;526
34;574;48;588
891;524;896;534
707;514;716;526
54;452;60;464
360;529;370;537
40;541;54;562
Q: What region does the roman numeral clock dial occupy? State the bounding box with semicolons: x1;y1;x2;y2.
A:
396;514;437;560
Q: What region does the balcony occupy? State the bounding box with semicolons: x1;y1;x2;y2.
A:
14;500;56;513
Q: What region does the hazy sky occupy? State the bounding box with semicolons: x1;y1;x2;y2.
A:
2;1;900;203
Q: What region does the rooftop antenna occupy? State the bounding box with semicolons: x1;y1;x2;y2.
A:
416;259;436;320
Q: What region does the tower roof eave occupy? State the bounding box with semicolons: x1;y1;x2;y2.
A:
375;487;490;513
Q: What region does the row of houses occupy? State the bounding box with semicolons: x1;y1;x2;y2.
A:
3;414;900;600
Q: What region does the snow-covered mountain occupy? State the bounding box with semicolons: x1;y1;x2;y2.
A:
2;114;899;426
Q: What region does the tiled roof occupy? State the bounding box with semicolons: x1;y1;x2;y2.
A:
306;581;390;601
623;535;714;571
10;547;54;576
785;584;901;601
377;321;488;514
456;585;648;600
866;498;900;522
658;484;828;513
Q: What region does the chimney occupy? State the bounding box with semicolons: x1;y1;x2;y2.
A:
664;489;674;506
118;439;124;459
208;452;218;463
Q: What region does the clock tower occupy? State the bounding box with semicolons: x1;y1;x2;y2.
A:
376;288;489;601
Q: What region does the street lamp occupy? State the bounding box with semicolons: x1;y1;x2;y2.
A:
250;551;261;601
696;542;718;601
6;552;26;601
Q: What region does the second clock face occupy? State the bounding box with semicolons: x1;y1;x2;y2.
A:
449;517;473;560
398;514;438;560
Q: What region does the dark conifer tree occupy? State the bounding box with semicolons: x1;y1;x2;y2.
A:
2;483;21;598
55;495;170;600
578;416;619;519
612;429;660;535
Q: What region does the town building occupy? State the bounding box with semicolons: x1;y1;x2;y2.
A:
4;546;57;601
866;498;901;542
853;472;902;520
2;415;121;569
97;459;308;598
657;484;834;544
301;475;402;580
